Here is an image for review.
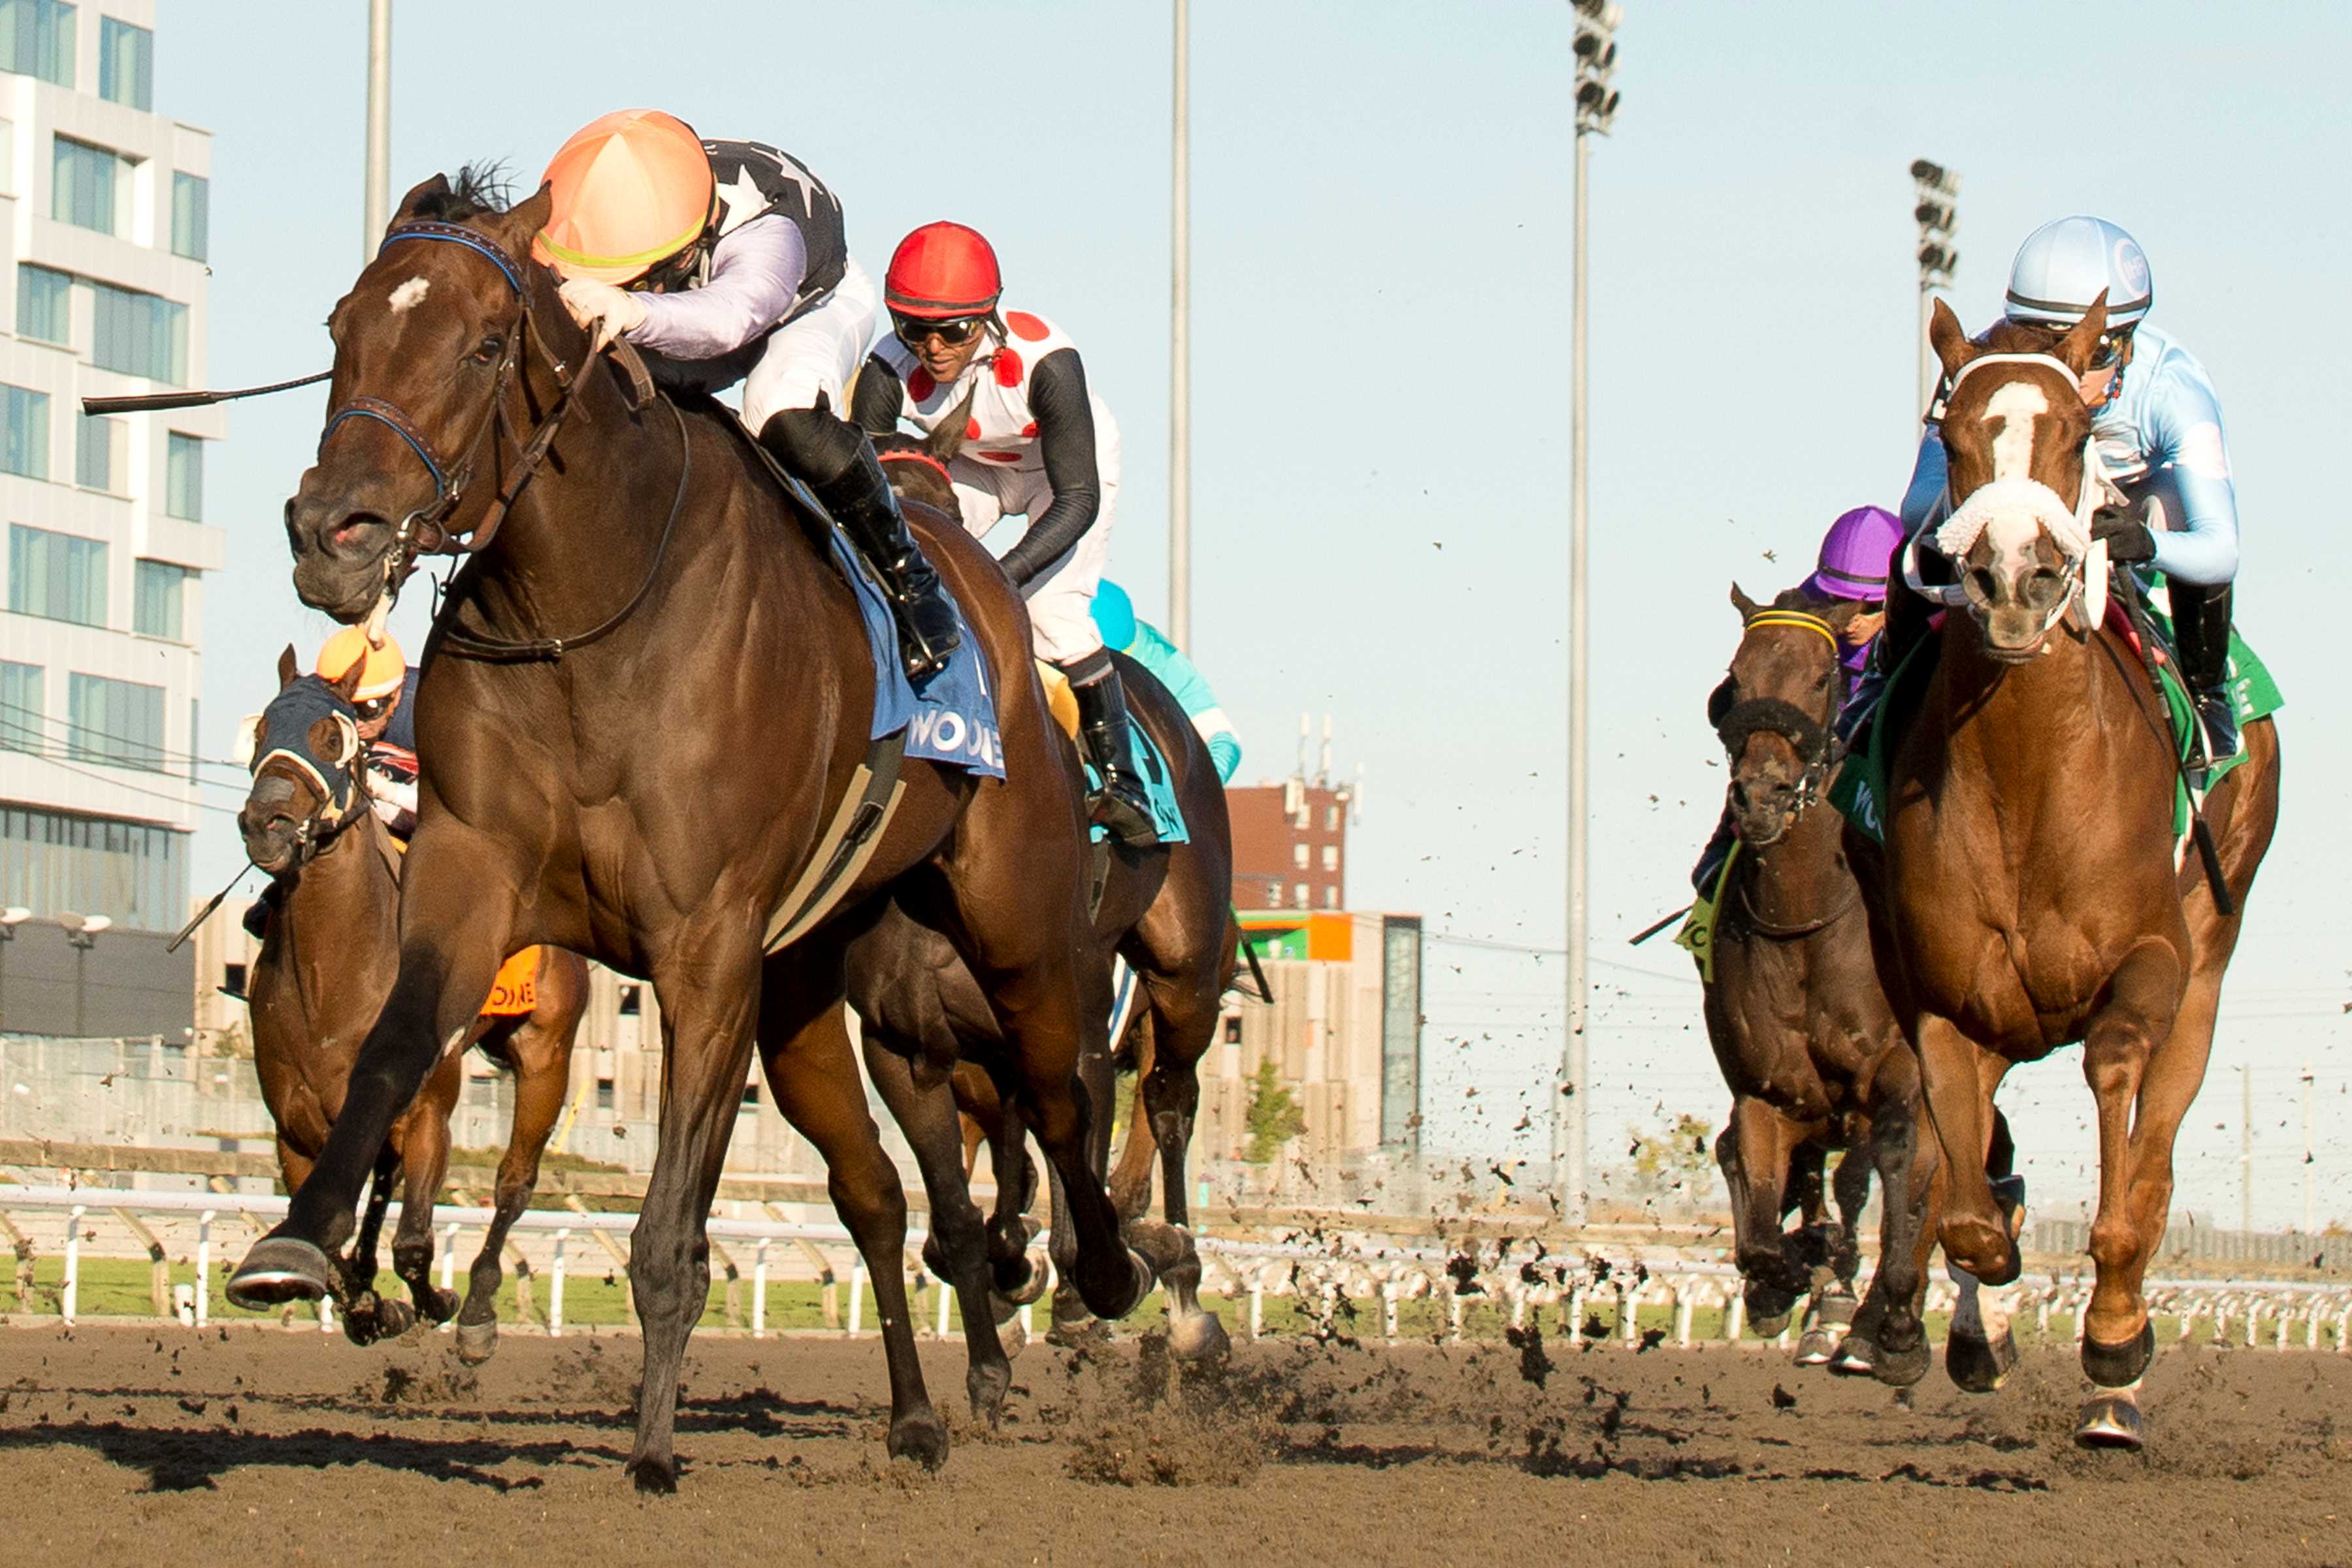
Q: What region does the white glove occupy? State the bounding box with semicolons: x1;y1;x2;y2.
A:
558;277;649;350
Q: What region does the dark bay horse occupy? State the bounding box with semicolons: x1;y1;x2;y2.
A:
1703;586;2017;1390
229;172;1159;1490
238;648;586;1358
832;435;1237;1424
1862;296;2280;1447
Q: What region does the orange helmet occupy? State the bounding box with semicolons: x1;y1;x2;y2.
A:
316;628;407;703
533;109;715;285
885;222;1003;319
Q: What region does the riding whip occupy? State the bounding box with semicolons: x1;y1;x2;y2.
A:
82;368;331;417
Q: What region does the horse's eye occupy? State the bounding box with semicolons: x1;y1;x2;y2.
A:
469;335;502;365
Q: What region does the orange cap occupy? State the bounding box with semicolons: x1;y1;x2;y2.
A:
533;109;714;284
316;628;407;702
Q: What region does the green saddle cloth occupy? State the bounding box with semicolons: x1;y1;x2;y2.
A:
1674;838;1743;984
1831;618;2283;845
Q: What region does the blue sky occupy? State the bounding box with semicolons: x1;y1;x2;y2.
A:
158;1;2350;1224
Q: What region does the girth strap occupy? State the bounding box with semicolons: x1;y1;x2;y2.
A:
761;732;909;954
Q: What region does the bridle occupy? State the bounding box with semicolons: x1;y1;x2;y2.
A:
248;681;368;872
316;220;691;664
1712;607;1861;939
1903;350;2114;646
1713;608;1845;817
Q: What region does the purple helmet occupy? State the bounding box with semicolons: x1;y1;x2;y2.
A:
1804;505;1904;604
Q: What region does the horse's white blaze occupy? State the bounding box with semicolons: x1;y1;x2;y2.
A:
388;276;431;314
1984;382;2048;483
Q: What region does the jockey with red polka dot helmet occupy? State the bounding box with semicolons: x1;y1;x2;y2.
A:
533;109;960;679
854;221;1156;847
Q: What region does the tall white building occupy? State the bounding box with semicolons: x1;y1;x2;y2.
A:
0;0;220;1033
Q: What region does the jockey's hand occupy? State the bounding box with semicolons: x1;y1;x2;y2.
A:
2091;502;2156;564
557;278;648;351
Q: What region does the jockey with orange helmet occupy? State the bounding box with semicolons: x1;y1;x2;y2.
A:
851;221;1156;846
534;109;959;679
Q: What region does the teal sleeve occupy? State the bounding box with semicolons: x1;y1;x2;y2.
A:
1127;622;1220;719
1207;732;1242;783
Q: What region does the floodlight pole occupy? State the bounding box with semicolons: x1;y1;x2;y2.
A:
365;0;392;252
1168;0;1192;651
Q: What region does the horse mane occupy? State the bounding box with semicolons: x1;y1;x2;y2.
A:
1768;583;1837;614
1974;318;2063;355
409;161;514;222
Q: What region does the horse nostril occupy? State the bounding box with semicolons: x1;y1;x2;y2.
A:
329;512;389;556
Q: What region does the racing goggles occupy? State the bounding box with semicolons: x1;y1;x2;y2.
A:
892;312;988;348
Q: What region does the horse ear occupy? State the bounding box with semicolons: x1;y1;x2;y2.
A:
2051;291;2111;375
926;385;978;462
486;184;555;263
328;657;365;704
1927;297;1977;384
278;645;299;691
1729;583;1761;621
388;174;452;237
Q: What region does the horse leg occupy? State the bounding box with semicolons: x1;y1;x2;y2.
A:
970;1068;1047;1308
758;970;946;1470
1795;1141;1863;1367
1848;1045;1938;1386
455;1019;570;1365
1105;1013;1158;1226
1047;1029;1124;1344
1722;1098;1806;1337
623;930;764;1495
2076;949;2200;1448
862;1030;1015;1423
338;1143;399;1341
388;1079;459;1332
2079;943;2185;1378
1137;981;1226;1364
1916;1013;2019;1284
231;858;516;1307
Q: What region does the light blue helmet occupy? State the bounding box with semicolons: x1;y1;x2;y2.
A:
1089;579;1136;652
2004;215;2151;330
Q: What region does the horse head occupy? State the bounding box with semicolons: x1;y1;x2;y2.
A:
282;169;570;623
1713;585;1859;848
873;385;977;524
1922;295;2110;662
239;645;369;875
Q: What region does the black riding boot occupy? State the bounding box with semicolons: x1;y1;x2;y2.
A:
239;881;282;944
2170;580;2238;783
806;444;962;681
1690;804;1737;894
1071;664;1160;849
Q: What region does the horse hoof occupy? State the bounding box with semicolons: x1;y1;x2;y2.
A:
1946;1329;2017;1394
966;1362;1011;1426
627;1456;679;1495
414;1285;459;1326
1002;1249;1054;1307
227;1237;336;1309
1827;1334;1878;1378
996;1315;1028;1360
372;1297;417;1339
1870;1333;1931;1388
2075;1390;2145;1450
888;1409;950;1471
1793;1327;1843;1367
1075;1249;1154;1321
2082;1320;2157;1388
453;1318;500;1365
1748;1308;1793;1339
1813;1292;1858;1330
1169;1310;1231;1365
1991;1174;2028;1238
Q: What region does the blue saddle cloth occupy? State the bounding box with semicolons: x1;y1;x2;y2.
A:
1088;719;1188;845
830;532;1005;779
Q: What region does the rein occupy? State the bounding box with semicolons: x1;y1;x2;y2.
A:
877;448;954;486
323;221;690;664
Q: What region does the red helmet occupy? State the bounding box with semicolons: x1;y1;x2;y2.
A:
885;221;1002;319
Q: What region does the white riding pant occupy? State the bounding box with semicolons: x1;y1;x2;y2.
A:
947;417;1122;666
740;257;879;432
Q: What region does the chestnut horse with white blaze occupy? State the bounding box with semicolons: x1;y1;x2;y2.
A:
1856;293;2279;1448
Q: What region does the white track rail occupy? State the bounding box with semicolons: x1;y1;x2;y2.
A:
6;1184;2346;1353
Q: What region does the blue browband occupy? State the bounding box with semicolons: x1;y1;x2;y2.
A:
378;221;528;297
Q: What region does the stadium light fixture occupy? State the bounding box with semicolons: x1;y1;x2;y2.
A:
1911;158;1959;410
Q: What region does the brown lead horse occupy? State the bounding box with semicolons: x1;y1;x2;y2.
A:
238;648;586;1358
839;435;1237;1401
227;172;1160;1491
1863;296;2280;1448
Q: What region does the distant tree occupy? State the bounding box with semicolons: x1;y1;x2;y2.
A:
1243;1058;1307;1164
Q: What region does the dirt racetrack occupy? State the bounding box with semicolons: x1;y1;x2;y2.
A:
1;1322;2347;1566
